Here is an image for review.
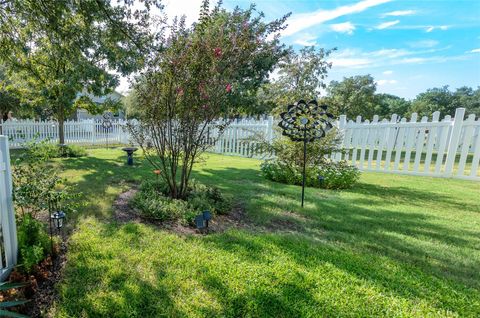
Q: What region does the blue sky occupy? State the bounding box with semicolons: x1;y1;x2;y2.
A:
123;0;480;99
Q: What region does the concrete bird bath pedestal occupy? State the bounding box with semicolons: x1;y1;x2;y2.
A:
121;147;138;166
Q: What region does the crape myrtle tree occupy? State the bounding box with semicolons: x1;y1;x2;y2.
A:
0;0;161;144
129;0;288;199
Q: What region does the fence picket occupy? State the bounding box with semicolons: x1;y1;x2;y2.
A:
457;114;476;176
413;116;428;173
393;118;407;171
423;111;440;173
403;113;418;171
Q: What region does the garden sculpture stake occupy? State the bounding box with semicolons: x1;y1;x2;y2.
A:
278;100;334;207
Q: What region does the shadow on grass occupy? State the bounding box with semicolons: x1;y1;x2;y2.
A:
55;151;479;316
196;166;479;289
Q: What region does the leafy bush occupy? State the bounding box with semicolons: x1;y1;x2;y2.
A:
132;179;230;224
261;159;359;189
316;161;361;189
17;215;51;273
261;159;360;191
12;161;79;219
21;137;86;161
57;144;87;158
257;128;360;189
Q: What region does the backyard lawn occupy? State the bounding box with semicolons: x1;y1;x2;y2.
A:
51;148;479;317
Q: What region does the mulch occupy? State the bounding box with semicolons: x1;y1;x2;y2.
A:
1;240;68;317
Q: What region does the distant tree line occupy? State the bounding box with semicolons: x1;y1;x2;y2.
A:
259;47;479;120
324;75;479;120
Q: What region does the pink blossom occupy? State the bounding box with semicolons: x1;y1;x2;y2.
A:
176;87;184;96
225;83;232;93
214;47;222;58
202;104;209;110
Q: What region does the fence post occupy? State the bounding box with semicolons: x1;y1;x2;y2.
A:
444;108;465;177
336;115;347;161
91;119;96;145
266;116;274;142
0;136;18;279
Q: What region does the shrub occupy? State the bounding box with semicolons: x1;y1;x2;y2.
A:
21;137;87;161
257;127;360;190
12;161;79;219
17;214;51;273
261;159;360;189
132;179;230;225
57;144;87;158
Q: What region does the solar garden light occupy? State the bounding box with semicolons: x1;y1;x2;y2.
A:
48;195;66;268
51;211;66;230
278;100;334;207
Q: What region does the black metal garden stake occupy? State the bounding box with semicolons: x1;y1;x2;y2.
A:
278;100;334;207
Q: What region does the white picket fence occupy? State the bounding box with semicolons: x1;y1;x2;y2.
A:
336;108;480;180
0;136;18;281
0;119;130;148
206;117;274;158
1;108;479;180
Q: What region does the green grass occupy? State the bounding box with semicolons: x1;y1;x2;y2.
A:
49;148;480;317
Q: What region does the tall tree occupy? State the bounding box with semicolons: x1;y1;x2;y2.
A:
0;0;161;143
410;85;480;117
261;46;333;113
129;1;288;199
326;75;377;119
374;93;411;118
410;86;457;117
0;64;21;121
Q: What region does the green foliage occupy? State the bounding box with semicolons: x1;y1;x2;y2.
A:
12;162;63;218
57;144;87;158
261;159;360;189
325;75;479;120
0;0;159;142
261;46;335;113
326;74;378;119
411;85;480;117
374;93;411;118
20;138;86;161
12;140;81;218
257;129;359;189
17;214;51;273
132;179;230;224
130;0;288;199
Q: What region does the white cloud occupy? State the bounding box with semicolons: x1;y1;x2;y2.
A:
330;22;356;34
329;46;472;70
283;0;392;37
376;20;400;29
426;25;449;32
371;48;411;58
377;79;398;85
293;34;318;46
467;48;480;53
382;10;416;17
408;40;439;48
330;58;373;68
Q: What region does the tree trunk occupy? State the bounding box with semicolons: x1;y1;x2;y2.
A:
58;115;65;144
